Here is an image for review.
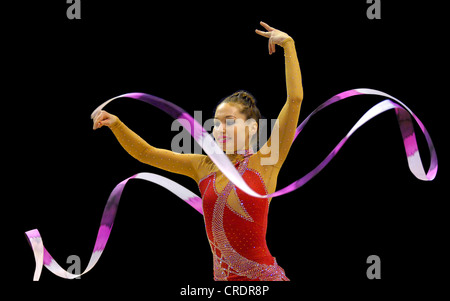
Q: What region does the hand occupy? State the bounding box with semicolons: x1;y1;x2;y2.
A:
93;110;118;130
255;21;292;55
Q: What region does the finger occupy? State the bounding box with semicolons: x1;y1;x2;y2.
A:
93;111;104;129
97;111;109;123
93;118;99;130
268;38;275;55
93;117;101;130
260;21;274;31
93;113;102;126
255;29;270;38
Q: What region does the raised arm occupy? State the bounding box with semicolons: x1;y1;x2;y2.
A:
255;22;304;167
93;111;205;183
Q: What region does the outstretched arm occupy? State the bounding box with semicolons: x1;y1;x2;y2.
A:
93;111;205;183
255;22;304;167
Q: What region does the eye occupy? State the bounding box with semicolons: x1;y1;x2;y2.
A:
226;119;236;126
213;119;221;129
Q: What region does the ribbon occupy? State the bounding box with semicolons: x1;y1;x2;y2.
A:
25;173;203;280
25;88;437;280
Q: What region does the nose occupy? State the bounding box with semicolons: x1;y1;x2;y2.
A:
215;121;226;133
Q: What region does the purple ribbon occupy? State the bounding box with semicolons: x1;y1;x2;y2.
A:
25;88;437;280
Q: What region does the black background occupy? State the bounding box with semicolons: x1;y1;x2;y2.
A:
8;0;448;298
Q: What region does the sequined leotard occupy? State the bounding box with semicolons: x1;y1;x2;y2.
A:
109;39;303;281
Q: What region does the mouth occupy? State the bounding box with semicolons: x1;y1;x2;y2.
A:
217;136;232;143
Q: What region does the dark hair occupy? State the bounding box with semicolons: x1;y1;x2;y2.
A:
215;90;262;151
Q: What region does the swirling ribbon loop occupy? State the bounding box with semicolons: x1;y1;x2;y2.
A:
25;88;437;280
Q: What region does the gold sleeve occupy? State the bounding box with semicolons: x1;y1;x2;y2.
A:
109;119;206;183
258;38;304;168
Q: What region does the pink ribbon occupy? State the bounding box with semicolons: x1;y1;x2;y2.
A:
25;88;437;280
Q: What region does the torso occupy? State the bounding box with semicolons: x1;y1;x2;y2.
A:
197;152;288;281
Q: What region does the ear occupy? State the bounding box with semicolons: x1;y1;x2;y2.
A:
248;120;259;151
250;120;258;136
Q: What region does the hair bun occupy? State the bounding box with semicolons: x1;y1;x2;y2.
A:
238;91;256;107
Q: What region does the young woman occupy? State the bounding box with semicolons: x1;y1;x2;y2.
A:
93;21;303;281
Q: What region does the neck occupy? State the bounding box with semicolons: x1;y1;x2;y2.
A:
228;148;254;157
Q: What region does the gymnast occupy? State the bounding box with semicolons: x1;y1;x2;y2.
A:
93;21;302;281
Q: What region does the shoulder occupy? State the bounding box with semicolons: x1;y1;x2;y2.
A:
183;153;208;166
247;152;281;177
192;154;216;180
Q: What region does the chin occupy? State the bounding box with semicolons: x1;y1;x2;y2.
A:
217;142;235;153
224;147;237;154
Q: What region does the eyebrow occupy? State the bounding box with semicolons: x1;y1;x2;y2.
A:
215;115;237;119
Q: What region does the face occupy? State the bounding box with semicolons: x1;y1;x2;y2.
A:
213;103;257;154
